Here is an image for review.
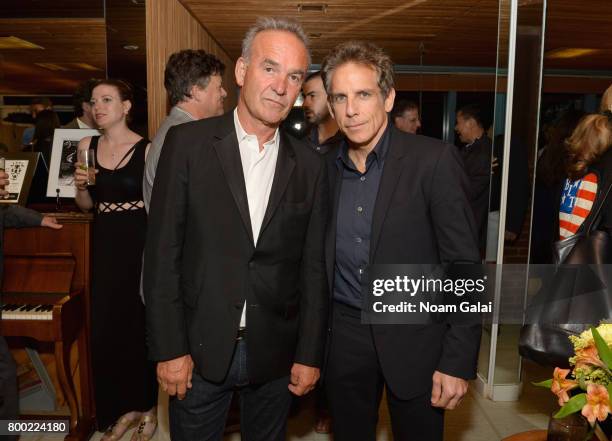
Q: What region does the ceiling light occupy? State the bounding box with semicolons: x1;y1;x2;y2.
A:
546;48;601;59
0;36;44;50
35;63;69;71
123;44;139;51
298;4;327;12
69;63;104;71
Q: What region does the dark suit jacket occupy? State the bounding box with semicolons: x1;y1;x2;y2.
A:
144;111;328;384
61;118;80;129
325;127;482;400
460;136;492;249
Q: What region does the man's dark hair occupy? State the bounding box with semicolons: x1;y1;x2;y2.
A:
457;103;491;130
322;41;394;99
31;97;52;108
391;99;418;119
304;70;322;85
73;79;99;117
164;50;226;106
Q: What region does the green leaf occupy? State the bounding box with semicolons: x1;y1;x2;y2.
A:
532;379;553;388
554;393;587;419
592;327;612;370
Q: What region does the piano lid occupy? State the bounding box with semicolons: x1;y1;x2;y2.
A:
2;253;76;295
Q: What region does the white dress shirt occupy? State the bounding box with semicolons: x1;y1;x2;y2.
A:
76;117;92;129
233;109;280;328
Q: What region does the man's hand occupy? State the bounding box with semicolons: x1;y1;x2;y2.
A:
288;363;319;396
157;354;194;400
41;216;63;230
0;170;9;198
430;370;468;410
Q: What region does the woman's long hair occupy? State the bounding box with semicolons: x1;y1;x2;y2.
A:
565;111;612;180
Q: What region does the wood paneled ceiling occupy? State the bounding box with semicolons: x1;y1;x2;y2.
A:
0;18;106;94
0;0;610;95
181;0;612;71
0;0;145;95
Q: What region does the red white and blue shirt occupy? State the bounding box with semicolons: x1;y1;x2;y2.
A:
559;173;598;239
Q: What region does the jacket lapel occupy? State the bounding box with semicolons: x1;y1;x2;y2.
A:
212;113;255;246
369;128;406;261
259;131;295;237
326;148;343;292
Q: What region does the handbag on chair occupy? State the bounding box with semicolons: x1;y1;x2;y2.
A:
519;180;612;367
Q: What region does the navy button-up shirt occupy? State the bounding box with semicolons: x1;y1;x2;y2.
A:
333;122;391;308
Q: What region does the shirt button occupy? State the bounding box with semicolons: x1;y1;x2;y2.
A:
359;268;364;275
316;146;321;151
360;176;366;182
355;237;362;244
357;206;363;213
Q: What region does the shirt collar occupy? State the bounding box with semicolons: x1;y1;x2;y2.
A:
173;105;196;121
76;117;91;129
233;108;279;147
336;118;392;171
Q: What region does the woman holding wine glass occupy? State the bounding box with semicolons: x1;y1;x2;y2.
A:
74;79;157;441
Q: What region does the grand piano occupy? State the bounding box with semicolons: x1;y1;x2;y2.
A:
2;212;95;441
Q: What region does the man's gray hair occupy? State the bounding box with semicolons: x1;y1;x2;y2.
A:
241;17;311;65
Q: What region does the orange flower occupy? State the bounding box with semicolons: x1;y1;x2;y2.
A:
551;367;578;406
574;344;606;369
581;384;610;426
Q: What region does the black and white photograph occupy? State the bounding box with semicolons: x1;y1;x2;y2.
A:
46;128;101;198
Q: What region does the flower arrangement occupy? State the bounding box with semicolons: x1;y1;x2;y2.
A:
535;323;612;441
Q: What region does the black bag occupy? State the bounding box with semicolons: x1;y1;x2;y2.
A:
519;180;612;367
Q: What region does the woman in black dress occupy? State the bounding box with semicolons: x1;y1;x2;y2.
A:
74;79;157;441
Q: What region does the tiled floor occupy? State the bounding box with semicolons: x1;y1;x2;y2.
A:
24;360;556;441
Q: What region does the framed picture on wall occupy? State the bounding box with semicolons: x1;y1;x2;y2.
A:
0;152;40;206
46;129;101;198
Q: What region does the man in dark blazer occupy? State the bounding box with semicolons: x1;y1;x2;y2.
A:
321;41;482;441
144;17;328;441
455;103;492;252
62;79;98;129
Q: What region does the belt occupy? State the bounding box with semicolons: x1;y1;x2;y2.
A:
236;327;246;340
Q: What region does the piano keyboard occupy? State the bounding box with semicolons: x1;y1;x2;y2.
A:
1;304;53;320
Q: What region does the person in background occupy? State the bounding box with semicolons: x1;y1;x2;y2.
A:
531;109;586;263
63;79;99;129
26;109;61;204
455;103;492;252
74;79;157;441
302;70;342;155
0;172;61;441
300;70;339;434
143;49;226;211
559;104;612;242
30;109;61;167
22;97;53;147
392;99;421;134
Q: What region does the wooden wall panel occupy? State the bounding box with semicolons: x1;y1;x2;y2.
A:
145;0;236;138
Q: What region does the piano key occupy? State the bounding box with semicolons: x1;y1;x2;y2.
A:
1;303;53;320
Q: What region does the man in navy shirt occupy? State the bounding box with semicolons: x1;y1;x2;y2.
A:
322;41;481;441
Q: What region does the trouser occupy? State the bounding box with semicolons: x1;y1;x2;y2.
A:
0;337;19;441
326;301;444;441
169;338;293;441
